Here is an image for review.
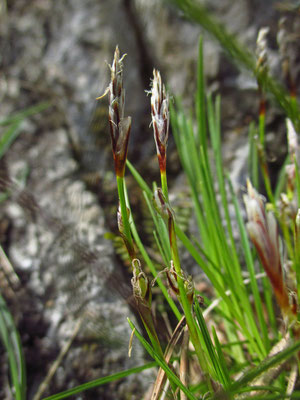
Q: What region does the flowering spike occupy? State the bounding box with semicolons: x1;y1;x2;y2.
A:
151;69;169;173
103;46;131;177
256;27;269;97
256;27;269;74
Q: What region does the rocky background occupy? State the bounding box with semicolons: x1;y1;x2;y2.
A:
0;0;298;399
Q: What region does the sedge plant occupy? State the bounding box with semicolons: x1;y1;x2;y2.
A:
95;38;300;399
42;10;300;399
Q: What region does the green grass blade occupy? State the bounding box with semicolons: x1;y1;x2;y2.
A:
175;227;227;299
152;229;168;265
0;102;50;162
227;175;269;356
229;340;300;393
274;155;290;201
0;120;23;160
143;192;171;264
171;104;214;259
42;361;157;400
207;94;243;281
211;326;230;389
196;36;207;152
0;292;26;400
248;122;259;189
194;301;227;387
172;77;267;361
234;385;284;395
127;318;198;400
0;102;50;127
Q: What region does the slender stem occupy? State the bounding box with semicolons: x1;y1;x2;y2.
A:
140;315;164;358
258;99;266;147
116;175;134;258
257;144;277;211
123;184;182;322
128;319;198;400
169;219;210;378
161;170;169;202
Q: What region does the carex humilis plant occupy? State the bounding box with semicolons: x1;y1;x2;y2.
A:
43;10;300;399
94;35;300;399
96;37;300;399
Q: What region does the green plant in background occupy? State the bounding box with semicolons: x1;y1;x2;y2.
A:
0;290;26;400
0;102;49;202
168;0;300;133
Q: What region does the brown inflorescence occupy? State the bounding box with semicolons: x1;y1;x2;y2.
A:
151;69;169;173
106;46;131;177
244;180;296;320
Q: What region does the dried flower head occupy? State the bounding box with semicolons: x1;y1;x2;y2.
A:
166;260;180;297
244;180;294;318
166;262;194;304
131;259;152;307
101;46;131;177
256;27;269;76
151;69;169;173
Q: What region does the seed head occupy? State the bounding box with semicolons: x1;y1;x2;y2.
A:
256;27;269;93
151;69;169;173
256;27;269;73
105;46;131;177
